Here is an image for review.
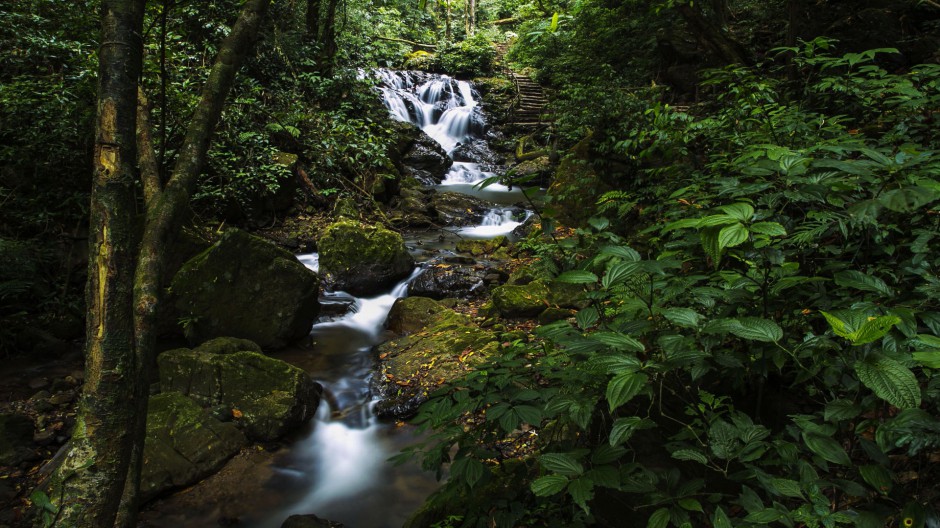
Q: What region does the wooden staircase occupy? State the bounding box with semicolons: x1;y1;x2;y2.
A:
494;42;552;129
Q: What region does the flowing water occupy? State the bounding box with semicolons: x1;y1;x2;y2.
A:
143;70;529;527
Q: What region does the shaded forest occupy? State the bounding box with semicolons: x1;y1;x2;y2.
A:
2;0;940;526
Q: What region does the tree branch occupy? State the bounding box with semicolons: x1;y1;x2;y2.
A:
136;87;162;207
374;35;436;51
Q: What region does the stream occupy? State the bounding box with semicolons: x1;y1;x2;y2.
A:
141;70;528;527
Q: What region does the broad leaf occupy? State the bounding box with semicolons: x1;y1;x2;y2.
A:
802;431;852;465
855;357;921;409
556;270;599;284
730;317;783;342
824;399;861;422
878;186;939;213
834;270;893;297
647;508;670;528
719;202;755;222
769;478;804;499
749;221;787;236
663;307;702;328
718;223;748;250
540;453;584;476
859;464;893;494
607;372;648;412
531;475;568;496
568;477;594;513
451;457;486;489
671;449;708;464
851;315;901;345
603;262;642;289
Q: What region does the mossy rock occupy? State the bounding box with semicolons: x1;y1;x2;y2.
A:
158;342;321;442
491;279;550;318
538;307;576;324
455;235;507;257
547;135;610;227
547;280;589;309
141;392;247;502
171;228;320;349
374;297;497;418
318;220;415;295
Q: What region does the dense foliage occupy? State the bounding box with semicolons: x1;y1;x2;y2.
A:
403;34;940;528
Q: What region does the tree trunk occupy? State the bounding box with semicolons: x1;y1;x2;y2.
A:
676;3;750;65
318;0;341;75
46;1;145;525
445;0;452;40
469;0;476;36
44;1;273;526
120;1;273;524
306;0;321;41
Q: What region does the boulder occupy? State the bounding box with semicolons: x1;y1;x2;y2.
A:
429;192;490;226
0;414;34;466
281;514;345;528
455;236;507;257
141;392;247;502
409;262;489;300
171;229;320;349
158;340;321;441
389;121;452;184
508;156;553;187
547;135;610;227
452;139;501;170
375;297;497;418
491;280;550;318
318;220;415;295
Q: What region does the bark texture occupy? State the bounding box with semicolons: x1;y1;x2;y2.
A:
47;1;145;525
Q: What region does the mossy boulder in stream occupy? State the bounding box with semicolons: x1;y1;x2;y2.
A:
158;338;321;441
374;297;497;418
318;220;414;295
491;279;550;318
171;228;320;349
141;392;247;502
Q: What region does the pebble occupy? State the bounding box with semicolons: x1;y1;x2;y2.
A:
49;391;75;406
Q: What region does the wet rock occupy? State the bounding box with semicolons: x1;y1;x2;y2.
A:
409;262;489;300
388;185;435;228
491;280;550;318
48;391;75;406
452;139;501;169
399;126;452;183
281;514;345;528
0;413;34;466
374;297;497;418
141;392;247;502
508;156;553;187
539;307;576;324
429;192;489;226
158;340;321;442
33;428;56;446
455;236;507;257
171;228;320;350
318;220;414;295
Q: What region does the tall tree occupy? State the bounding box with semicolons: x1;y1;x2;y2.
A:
43;1;273;525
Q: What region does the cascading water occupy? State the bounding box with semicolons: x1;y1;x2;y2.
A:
377;70;527;237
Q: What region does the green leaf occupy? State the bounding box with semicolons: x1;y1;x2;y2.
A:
609;416;651;446
712;506;733;528
549;11;559;31
749;222;787;236
718;223;749;250
859;464;893;494
821;311;853;339
824;399;861;422
697;214;737;228
647;507;671;528
451;457;486;488
556;270;599;284
568;477;594;513
802;431;852;465
607;372;648;412
531;474;569;496
600;245;641;261
730;317;783;342
540;453;584;476
514;404;543;425
593;332;646;353
913;351;940;369
603;262;642;289
719;203;755;222
769;478;804;499
855;357;921;409
662;308;702;328
833;270;893;297
700;226;722;266
745;508;783;523
588;217;610;231
851;315;901;345
591;444;627;464
878;186;939;213
576;307;599;330
671;449;708;465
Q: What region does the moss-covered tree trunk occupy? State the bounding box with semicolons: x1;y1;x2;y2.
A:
45;1;273;526
317;0;341;75
306;0;321;42
46;1;145;525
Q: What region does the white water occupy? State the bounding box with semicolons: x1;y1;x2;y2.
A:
256;266;427;527
378;69;527;237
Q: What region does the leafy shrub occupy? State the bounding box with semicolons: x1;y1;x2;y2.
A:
404;44;940;528
438;33;497;77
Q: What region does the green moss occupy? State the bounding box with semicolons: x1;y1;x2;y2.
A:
491;279;550;317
